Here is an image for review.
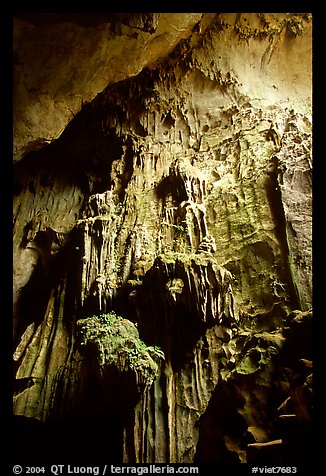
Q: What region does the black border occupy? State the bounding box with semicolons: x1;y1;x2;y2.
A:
4;3;322;474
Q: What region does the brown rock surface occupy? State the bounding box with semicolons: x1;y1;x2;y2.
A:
12;13;312;464
13;13;203;162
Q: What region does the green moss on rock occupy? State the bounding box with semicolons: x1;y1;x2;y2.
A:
77;311;164;390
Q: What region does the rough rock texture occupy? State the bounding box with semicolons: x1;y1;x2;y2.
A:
13;13;312;464
13;13;202;162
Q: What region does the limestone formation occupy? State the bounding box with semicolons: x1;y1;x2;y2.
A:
12;13;312;464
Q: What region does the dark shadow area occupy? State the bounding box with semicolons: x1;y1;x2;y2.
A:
13;258;51;349
14;13;160;33
22;361;144;464
194;380;248;463
13;226;84;364
265;167;301;310
13;102;127;199
194;310;314;464
155;172;188;205
12;414;123;464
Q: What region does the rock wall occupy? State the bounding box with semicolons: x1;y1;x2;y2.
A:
13;13;202;162
12;13;312;464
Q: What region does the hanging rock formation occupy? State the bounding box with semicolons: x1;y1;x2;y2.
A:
12;13;312;464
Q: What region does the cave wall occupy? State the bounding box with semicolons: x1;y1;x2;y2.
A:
12;13;312;464
13;13;203;162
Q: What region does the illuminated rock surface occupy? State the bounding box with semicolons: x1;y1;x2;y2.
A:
13;13;312;463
